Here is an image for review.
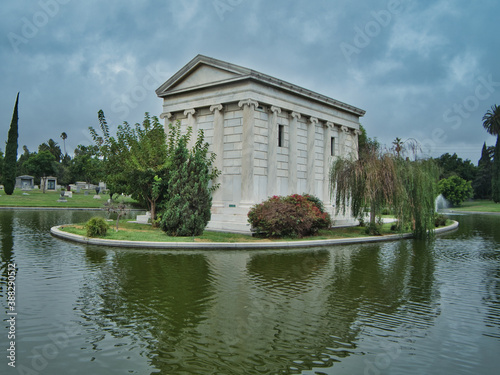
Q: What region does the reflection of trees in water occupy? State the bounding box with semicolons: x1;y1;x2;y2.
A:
332;240;439;328
241;242;440;374
0;210;15;287
483;251;500;339
76;251;214;372
247;250;330;295
76;241;441;375
454;214;500;243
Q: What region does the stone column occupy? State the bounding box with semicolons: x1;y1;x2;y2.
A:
323;122;334;206
210;104;224;207
184;108;196;148
307;117;318;195
238;99;258;206
340;125;349;157
267;106;281;196
288;112;301;195
353;129;362;159
160;112;173;136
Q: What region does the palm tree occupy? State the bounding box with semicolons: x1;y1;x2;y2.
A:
60;132;68;155
483;104;500;202
483;105;500;136
39;139;62;163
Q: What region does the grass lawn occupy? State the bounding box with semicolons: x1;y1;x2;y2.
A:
0;189;139;209
449;200;500;213
59;219;455;243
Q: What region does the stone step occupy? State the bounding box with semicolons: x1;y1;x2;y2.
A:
210;213;250;224
206;220;252;233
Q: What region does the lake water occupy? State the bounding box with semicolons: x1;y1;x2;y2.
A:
0;209;499;374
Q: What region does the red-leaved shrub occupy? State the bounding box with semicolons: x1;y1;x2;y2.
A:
247;194;331;238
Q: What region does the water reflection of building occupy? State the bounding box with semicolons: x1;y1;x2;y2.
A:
78;242;441;374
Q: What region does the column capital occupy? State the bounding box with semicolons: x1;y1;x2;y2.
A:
341;125;350;133
270;106;281;114
354;129;363;136
309;117;319;125
160;112;173;120
325;121;335;129
210;104;223;113
291;111;301;120
184;108;196;117
238;99;259;109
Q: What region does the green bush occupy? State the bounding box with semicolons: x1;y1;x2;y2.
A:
438;175;473;206
85;217;109;237
248;194;331;238
434;213;448;227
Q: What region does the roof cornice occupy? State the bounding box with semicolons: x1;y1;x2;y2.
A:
156;55;366;117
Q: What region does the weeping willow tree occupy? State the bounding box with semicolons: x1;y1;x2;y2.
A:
330;145;400;234
393;158;440;238
330;145;439;239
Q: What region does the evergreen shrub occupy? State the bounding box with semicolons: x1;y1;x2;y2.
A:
85;217;109;237
247;194;331;238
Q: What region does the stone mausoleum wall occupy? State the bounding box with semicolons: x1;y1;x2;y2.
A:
157;55;365;232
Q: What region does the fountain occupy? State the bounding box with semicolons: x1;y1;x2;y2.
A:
435;194;450;211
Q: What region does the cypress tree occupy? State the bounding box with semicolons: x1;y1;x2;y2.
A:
472;143;492;199
3;93;19;195
493;137;500;203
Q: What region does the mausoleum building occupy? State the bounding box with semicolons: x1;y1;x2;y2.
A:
156;55;365;232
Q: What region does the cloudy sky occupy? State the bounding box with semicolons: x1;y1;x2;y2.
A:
1;0;499;163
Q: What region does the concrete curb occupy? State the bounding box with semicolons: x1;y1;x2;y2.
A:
50;221;459;250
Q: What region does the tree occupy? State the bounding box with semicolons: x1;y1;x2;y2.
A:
38;139;62;163
357;124;380;159
60;132;68;155
394;158;439;238
438;175;473;206
0;150;4;182
483;104;500;202
89;110;130;198
90;110;170;223
22;151;57;189
472;143;492;199
16;146;32;176
55;153;72;187
70;145;102;185
330;144;439;238
434;152;477;181
159;122;220;236
3;93;19;195
330;144;400;234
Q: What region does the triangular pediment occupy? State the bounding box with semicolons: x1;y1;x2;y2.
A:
156;55;251;96
171;65;239;91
